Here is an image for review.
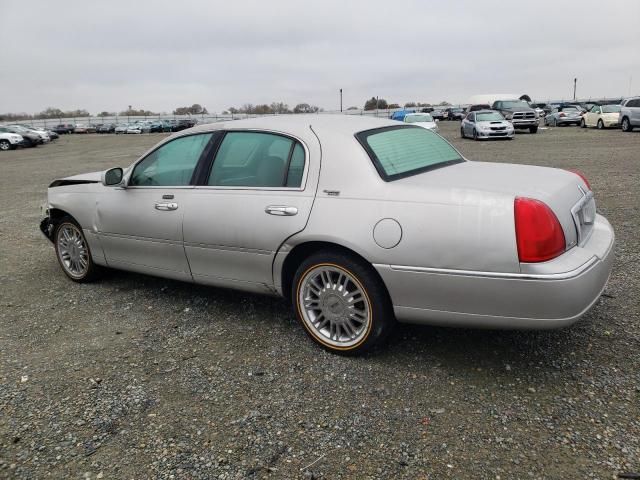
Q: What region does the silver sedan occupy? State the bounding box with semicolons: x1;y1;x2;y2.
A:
40;115;614;355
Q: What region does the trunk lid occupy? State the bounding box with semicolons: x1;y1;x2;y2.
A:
392;161;594;249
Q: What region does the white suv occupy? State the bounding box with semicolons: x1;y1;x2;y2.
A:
620;97;640;132
0;130;24;151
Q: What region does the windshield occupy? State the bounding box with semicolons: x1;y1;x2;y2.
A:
501;100;530;109
451;108;463;112
405;114;433;123
356;126;463;181
476;112;504;122
602;105;621;113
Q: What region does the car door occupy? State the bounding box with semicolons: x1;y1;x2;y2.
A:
630;99;640;124
182;129;320;293
464;113;474;136
96;131;218;281
587;105;600;126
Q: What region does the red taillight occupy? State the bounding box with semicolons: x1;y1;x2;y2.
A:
567;169;591;190
514;197;566;263
559;112;566;117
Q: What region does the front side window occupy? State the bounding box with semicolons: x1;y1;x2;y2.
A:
356;126;464;181
130;133;213;186
208;131;305;188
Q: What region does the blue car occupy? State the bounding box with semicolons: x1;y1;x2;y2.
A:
390;109;415;121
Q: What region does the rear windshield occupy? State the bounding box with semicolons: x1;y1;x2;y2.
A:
356;126;464;181
602;105;621;113
405;114;433;123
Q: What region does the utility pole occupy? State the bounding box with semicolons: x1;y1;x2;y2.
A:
573;78;577;101
340;88;343;113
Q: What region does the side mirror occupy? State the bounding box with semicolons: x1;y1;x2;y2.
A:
102;167;124;186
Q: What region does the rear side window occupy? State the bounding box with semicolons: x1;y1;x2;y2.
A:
208;131;305;188
356;126;464;181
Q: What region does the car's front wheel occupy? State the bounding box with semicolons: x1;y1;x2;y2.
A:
529;126;538;134
54;218;101;282
597;119;604;130
460;127;465;138
292;251;395;355
580;118;586;128
621;117;632;132
0;140;12;151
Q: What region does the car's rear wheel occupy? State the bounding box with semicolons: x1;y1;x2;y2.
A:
54;218;101;282
460;127;465;138
580;118;586;128
292;251;395;355
597;119;604;130
0;140;11;151
472;128;478;140
552;118;557;127
621;117;632;132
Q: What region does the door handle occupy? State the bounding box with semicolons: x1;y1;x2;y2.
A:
155;202;178;211
265;205;298;216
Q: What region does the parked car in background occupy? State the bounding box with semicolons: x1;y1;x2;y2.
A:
7;125;50;143
446;107;466;121
126;124;142;134
530;103;547;118
390;110;415;122
76;124;97;134
0;126;40;147
114;124;128;134
98;124;116;133
619;97;640;132
53;124;75;134
581;104;621;129
149;121;171;133
39;115;614;355
403;112;438;132
467;104;491;113
0;130;24;150
544;105;583;127
492;99;539;133
461;110;514;140
431;109;445;121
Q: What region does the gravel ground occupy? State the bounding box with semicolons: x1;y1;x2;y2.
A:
1;122;639;479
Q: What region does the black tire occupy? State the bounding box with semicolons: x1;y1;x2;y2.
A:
291;250;395;355
0;140;11;151
552;118;557;127
53;217;102;282
580;118;586;128
529;126;538;134
460;127;465;139
597;119;604;130
472;128;478;140
621;117;632;132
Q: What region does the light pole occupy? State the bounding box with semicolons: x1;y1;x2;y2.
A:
340;88;343;113
573;78;577;101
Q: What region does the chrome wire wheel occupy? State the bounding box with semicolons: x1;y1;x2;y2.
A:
56;223;89;278
298;264;371;349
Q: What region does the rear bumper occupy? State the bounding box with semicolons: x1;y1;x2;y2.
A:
375;214;614;329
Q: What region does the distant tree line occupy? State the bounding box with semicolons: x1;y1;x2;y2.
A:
223;102;321;115
363;97;452;111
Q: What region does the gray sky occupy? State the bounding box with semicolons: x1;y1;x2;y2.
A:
1;0;639;114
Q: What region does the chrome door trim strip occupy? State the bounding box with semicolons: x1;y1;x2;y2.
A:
381;256;598;280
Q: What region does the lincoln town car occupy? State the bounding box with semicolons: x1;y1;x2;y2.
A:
40;115;614;354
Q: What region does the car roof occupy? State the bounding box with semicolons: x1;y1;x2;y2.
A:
186;114;399;138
